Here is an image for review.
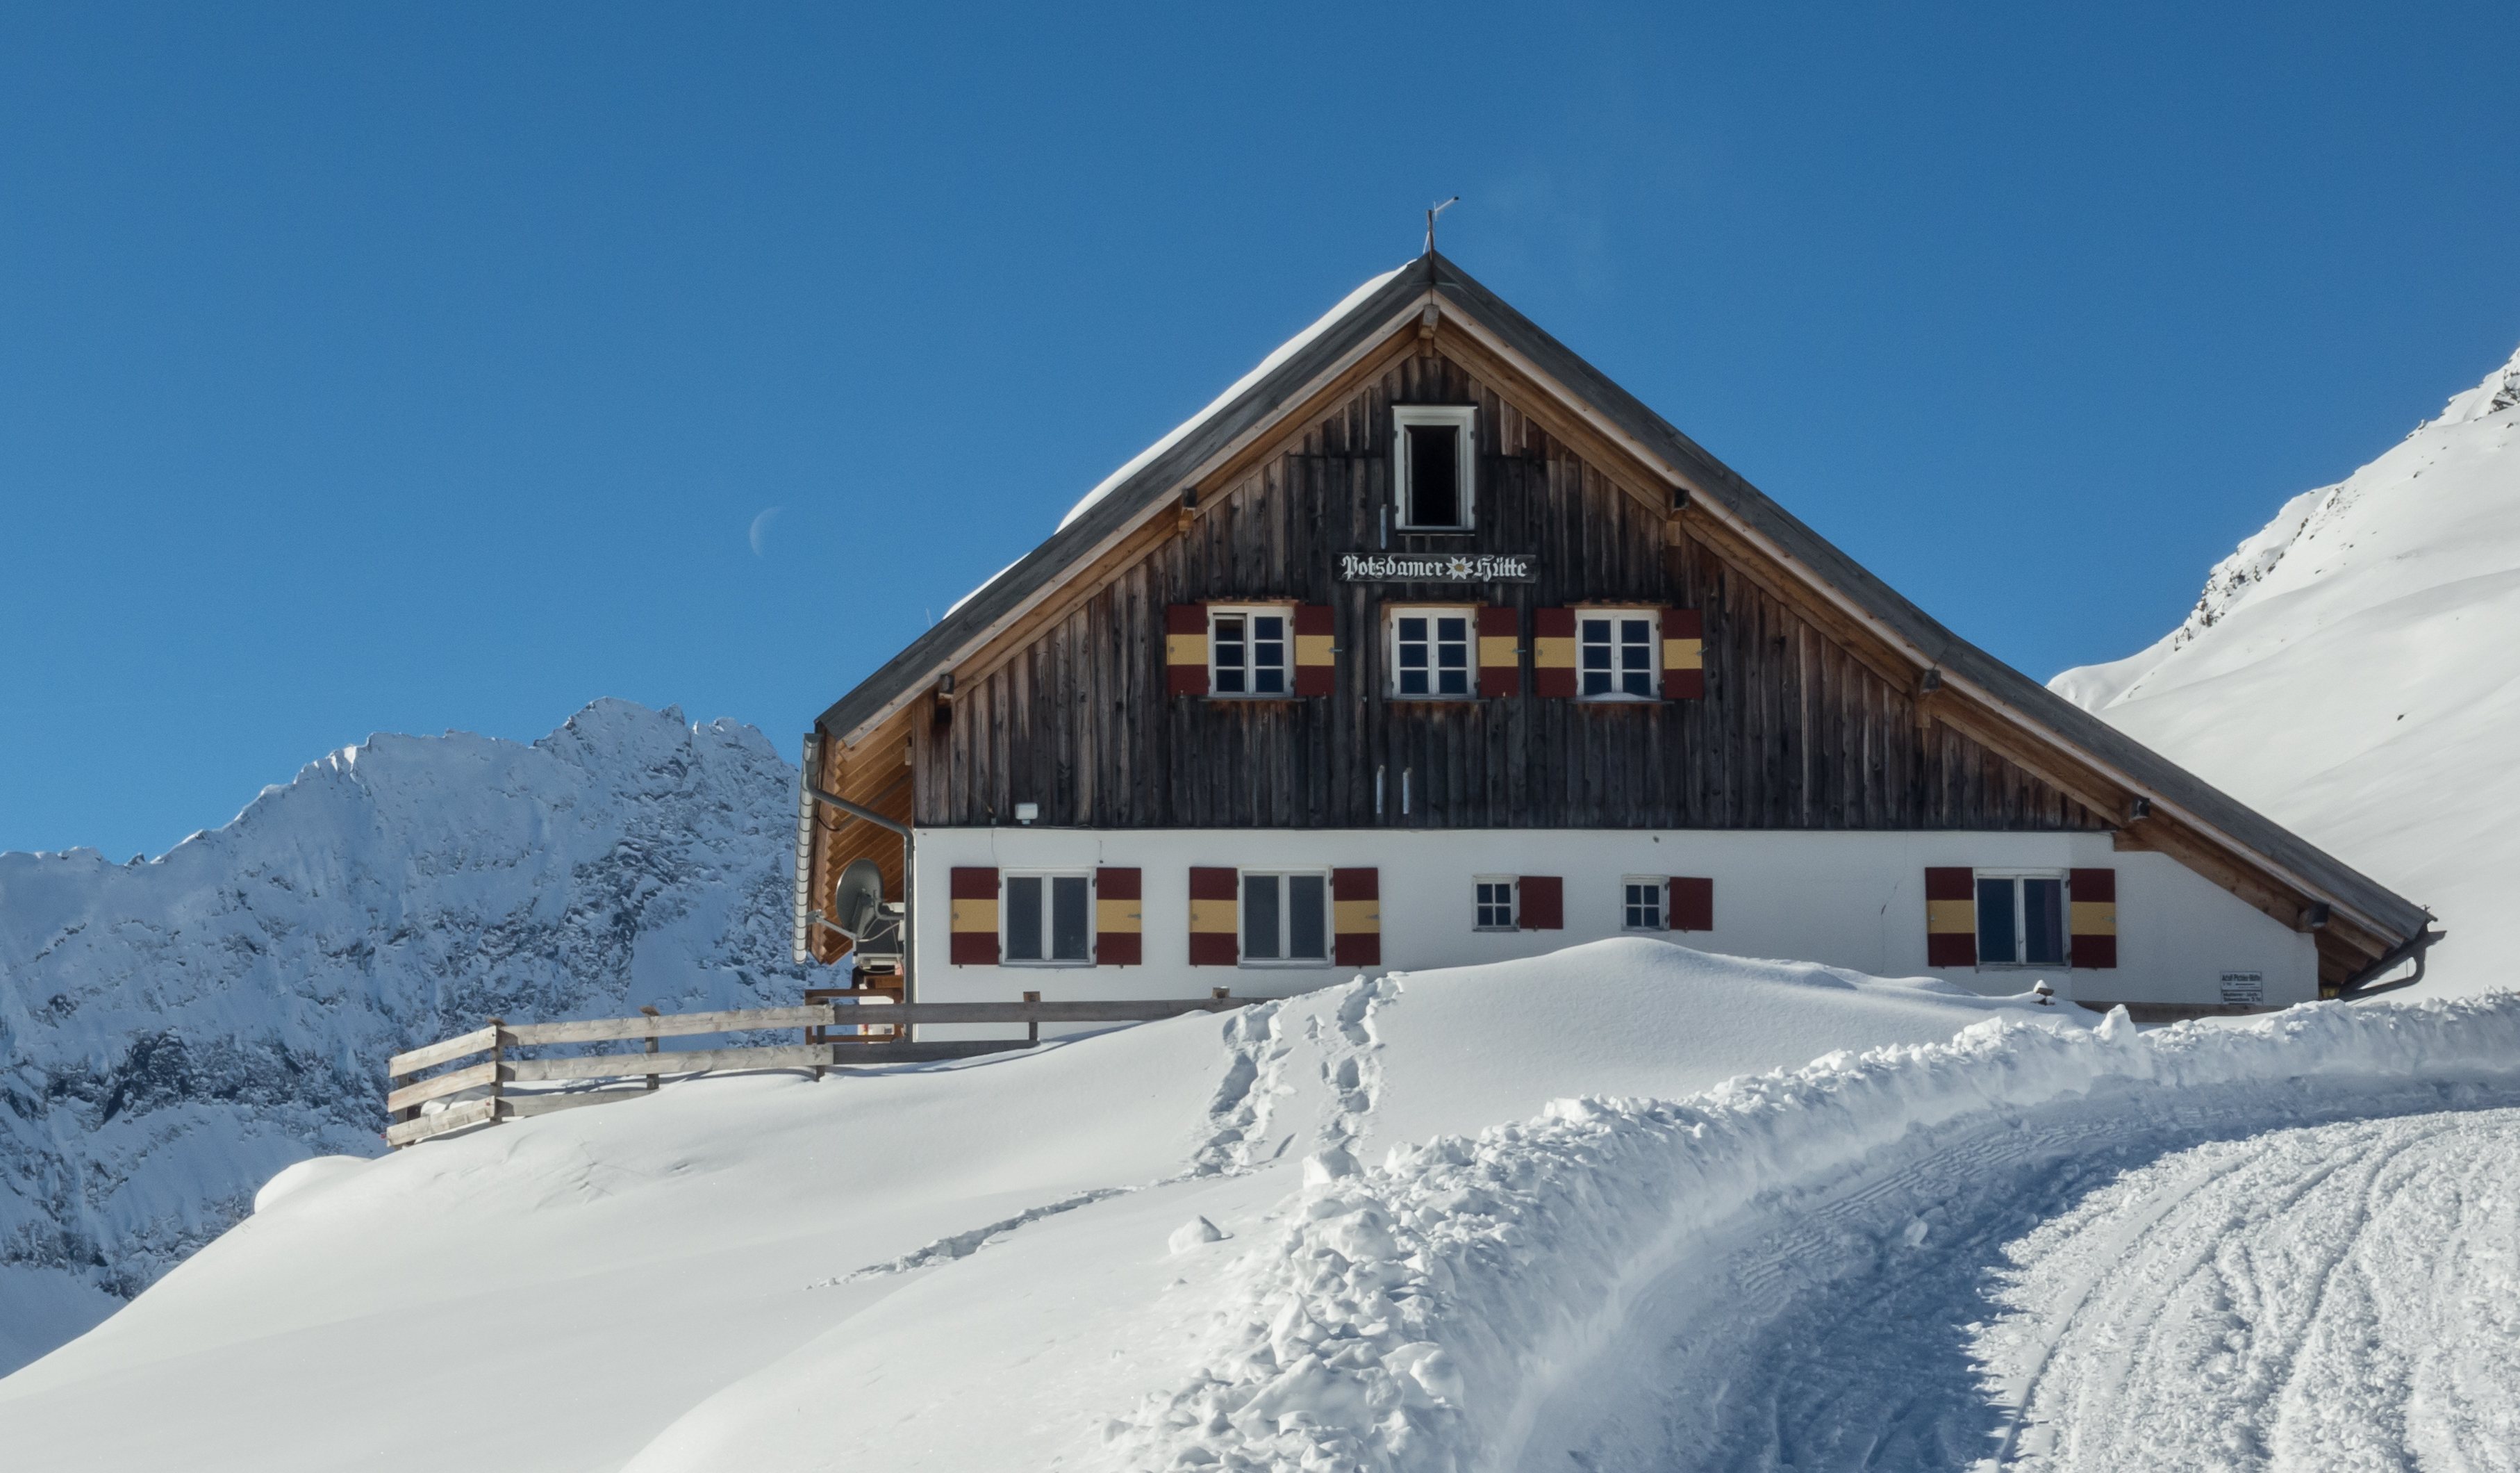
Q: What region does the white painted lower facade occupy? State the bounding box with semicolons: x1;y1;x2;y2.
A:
904;827;2316;1012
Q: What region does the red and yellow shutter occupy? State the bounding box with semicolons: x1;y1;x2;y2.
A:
1293;604;1335;696
1188;866;1238;965
1532;608;1577;698
1166;605;1209;696
1924;867;1976;967
1477;606;1520;697
1669;875;1714;932
2069;868;2117;969
1517;875;1563;930
1662;608;1705;699
949;866;999;965
1095;866;1142;966
1332;867;1381;966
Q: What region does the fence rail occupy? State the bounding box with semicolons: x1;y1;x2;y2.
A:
385;992;1247;1150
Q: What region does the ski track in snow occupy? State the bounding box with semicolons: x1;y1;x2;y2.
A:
1104;996;2520;1473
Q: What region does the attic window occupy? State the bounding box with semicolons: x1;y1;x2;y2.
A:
1394;406;1475;532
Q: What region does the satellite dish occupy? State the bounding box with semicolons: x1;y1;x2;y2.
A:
832;860;886;941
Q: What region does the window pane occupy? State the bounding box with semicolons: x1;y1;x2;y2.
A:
2023;878;2066;964
1243;874;1281;960
1624;881;1661;930
1006;875;1043;961
1436;616;1468;695
1582;618;1613;696
1476;880;1513;928
1287;874;1327;959
1251;615;1285;693
1620;616;1655;696
1976;878;2018;964
1213;614;1245;693
1051;875;1091;962
1406;423;1461;527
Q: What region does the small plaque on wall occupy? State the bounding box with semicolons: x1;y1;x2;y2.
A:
1337;552;1537;584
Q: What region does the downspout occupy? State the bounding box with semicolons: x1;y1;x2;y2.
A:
792;734;820;966
2337;924;2446;1001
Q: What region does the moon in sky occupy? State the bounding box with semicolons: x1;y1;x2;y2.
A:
747;506;782;558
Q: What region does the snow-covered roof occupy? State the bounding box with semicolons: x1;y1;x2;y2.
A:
817;253;2435;955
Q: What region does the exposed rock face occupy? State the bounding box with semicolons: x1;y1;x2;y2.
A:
0;700;807;1372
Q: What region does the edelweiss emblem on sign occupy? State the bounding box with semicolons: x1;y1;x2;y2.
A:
1444;556;1475;579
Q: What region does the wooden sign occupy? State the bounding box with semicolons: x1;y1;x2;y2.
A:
1337;552;1537;584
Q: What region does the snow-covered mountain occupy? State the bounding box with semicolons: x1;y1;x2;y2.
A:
0;700;806;1373
2053;345;2520;998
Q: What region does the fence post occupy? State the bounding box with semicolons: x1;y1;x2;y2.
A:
1023;990;1041;1045
641;1005;661;1091
486;1017;507;1127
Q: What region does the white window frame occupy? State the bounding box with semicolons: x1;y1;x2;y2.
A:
1973;869;2070;968
1386;604;1477;700
1393;405;1477;532
1002;870;1095;967
1579;608;1661;702
1620;875;1666;932
1208;604;1293;700
1474;875;1518;931
1238;869;1333;967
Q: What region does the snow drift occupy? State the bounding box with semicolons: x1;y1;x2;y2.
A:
2053;344;2520;996
0;700;806;1374
6;938;2514;1472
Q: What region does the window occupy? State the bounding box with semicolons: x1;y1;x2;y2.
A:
1976;873;2067;965
1242;871;1329;964
1580;611;1659;699
1393;406;1475;531
1390;607;1473;698
1623;877;1664;931
1475;878;1517;930
1210;607;1289;696
1004;873;1092;964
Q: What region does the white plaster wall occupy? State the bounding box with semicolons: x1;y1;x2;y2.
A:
902;828;2314;1012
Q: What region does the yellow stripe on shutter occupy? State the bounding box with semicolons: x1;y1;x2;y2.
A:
1662;636;1704;671
1188;898;1237;935
2069;900;2116;936
950;898;999;933
1334;898;1381;934
1925;898;1975;934
1095;897;1142;934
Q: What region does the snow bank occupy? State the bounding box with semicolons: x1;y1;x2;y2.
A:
2051;343;2520;996
1105;994;2520;1472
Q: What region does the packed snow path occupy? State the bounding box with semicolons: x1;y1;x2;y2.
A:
1516;1086;2520;1472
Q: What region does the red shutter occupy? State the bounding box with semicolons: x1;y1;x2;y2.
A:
1925;866;1977;967
1477;606;1520;698
1188;866;1238;965
1095;866;1142;966
1668;875;1713;932
1517;875;1563;930
2069;868;2117;969
948;866;999;965
1332;867;1381;966
1166;605;1209;696
1293;604;1335;696
1532;607;1577;697
1661;607;1705;700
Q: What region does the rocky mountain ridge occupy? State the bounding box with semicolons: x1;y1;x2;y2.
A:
0;700;809;1372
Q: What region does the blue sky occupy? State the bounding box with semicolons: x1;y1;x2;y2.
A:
4;3;2515;859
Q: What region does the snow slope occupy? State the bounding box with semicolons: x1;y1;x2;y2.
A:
6;939;2514;1472
0;700;806;1374
2052;345;2520;996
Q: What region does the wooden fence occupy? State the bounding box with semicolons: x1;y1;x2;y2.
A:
383;992;1249;1149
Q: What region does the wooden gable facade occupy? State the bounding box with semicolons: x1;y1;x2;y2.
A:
801;256;2435;994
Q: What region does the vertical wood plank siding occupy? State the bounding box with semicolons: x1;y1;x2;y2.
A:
916;354;2105;836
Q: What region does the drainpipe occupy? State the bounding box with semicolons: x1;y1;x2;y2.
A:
2337;925;2446;1001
